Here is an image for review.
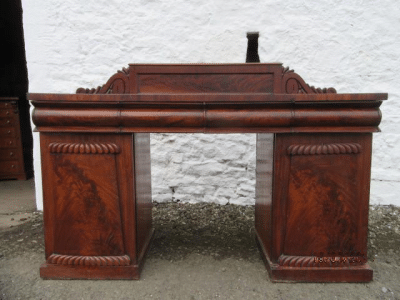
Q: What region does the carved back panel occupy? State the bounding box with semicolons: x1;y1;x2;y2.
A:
76;64;336;95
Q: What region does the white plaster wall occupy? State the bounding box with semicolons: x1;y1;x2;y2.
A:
21;0;400;209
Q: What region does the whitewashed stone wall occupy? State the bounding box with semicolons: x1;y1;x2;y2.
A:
151;133;258;205
22;0;400;209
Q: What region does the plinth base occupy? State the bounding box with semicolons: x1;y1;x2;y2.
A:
40;228;154;280
40;264;141;280
255;231;373;283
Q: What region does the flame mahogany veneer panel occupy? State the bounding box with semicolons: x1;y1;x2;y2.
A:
130;64;282;94
51;152;124;256
39;133;152;279
138;74;274;94
255;133;373;282
285;153;360;256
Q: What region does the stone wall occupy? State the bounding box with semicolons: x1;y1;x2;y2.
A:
22;0;400;209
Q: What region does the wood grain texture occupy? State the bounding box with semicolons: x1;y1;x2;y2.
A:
256;230;372;283
255;133;274;258
133;133;153;263
31;102;382;133
284;153;359;256
256;133;374;282
29;92;387;103
40;263;141;280
32;63;385;282
51;149;124;256
39;133;154;279
138;74;274;94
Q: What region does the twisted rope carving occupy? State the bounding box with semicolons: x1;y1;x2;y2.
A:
47;254;131;266
49;142;121;154
278;255;366;268
287;143;362;156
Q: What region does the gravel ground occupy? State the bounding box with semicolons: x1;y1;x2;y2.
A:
0;203;399;299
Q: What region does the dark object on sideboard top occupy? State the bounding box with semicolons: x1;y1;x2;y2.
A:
246;32;261;63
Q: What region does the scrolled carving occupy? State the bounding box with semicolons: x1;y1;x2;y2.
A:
49;142;121;154
287;143;362;156
47;254;131;266
282;66;337;94
278;255;366;267
76;67;130;94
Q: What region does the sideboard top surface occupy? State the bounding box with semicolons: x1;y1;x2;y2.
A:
28;63;387;134
28;93;387;103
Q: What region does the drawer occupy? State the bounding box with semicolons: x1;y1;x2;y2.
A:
0;148;18;161
0;138;17;148
0;102;17;109
0;109;16;118
0;160;20;174
0;117;16;127
0;127;16;137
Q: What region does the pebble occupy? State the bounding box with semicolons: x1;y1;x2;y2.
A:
382;287;388;293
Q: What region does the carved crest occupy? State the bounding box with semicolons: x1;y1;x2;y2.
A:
282;66;337;94
76;67;130;94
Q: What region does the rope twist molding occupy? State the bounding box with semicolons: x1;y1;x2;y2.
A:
287;143;362;156
47;254;131;266
49;142;121;154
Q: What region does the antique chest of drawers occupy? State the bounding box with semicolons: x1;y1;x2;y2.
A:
0;97;28;180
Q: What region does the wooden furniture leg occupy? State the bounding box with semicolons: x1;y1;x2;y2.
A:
39;133;153;279
256;133;373;282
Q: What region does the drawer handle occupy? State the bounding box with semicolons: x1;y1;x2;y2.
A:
11;165;15;168
6;120;10;124
7;130;11;134
10;152;14;156
9;141;12;145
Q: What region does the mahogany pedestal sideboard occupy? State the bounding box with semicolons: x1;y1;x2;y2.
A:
29;63;387;282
